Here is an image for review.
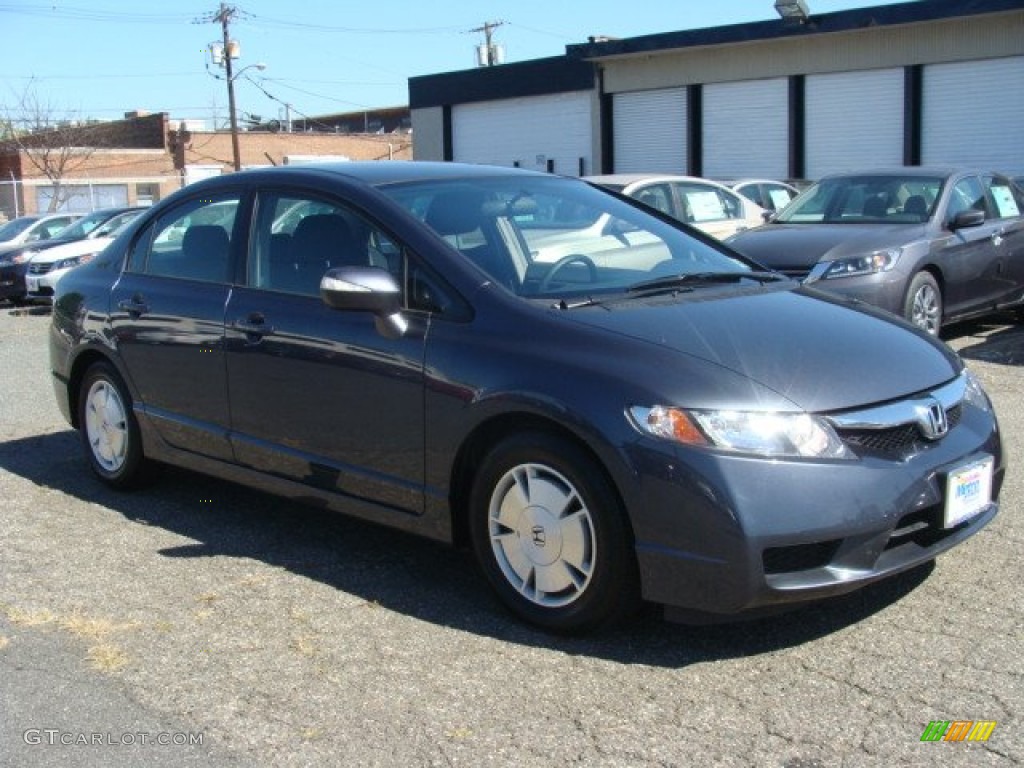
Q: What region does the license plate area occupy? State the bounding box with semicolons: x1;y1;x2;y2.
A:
944;455;994;528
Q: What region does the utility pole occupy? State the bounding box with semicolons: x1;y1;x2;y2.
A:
214;3;242;171
470;20;505;67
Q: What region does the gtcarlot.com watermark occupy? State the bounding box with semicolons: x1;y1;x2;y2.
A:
24;729;204;747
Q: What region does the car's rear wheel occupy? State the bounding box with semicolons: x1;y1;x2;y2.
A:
905;271;942;335
468;432;639;633
78;362;150;489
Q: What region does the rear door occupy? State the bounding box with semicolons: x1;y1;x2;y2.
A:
108;191;243;461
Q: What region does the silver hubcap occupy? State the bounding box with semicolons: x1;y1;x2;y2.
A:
487;463;596;608
84;380;128;473
911;283;941;335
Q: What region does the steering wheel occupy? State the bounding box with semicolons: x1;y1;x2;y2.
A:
538;254;598;292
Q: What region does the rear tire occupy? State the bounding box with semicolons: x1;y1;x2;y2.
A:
78;362;151;489
468;432;640;633
904;271;942;335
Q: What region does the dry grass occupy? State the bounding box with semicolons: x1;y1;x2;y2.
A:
5;606;57;627
3;605;138;672
87;643;130;672
291;635;317;657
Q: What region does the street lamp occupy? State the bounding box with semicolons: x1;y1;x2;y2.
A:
224;61;266;172
208;34;266;172
774;0;810;22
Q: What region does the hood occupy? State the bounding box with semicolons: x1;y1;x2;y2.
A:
728;222;927;270
562;285;959;413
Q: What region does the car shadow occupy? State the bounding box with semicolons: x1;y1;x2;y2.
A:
0;430;935;667
943;315;1024;367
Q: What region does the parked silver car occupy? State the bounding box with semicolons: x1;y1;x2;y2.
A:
727;168;1024;334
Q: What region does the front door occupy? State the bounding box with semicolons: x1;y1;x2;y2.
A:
223;190;427;514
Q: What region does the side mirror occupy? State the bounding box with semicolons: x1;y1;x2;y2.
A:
320;266;407;337
950;209;985;230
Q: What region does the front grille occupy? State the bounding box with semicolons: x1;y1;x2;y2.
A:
763;539;841;574
836;404;962;458
777;266;811;280
28;262;55;275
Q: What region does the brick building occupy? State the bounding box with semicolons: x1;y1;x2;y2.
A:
0;109;412;220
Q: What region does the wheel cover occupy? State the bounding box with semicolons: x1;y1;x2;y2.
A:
487;463;596;608
911;283;941;335
84;380;128;473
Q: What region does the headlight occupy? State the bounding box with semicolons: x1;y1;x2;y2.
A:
963;369;993;413
629;405;853;459
2;250;33;265
809;248;902;281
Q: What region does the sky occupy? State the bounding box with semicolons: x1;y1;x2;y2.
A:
1;0;912;129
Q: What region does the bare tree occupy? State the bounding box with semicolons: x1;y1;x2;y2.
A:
1;82;105;211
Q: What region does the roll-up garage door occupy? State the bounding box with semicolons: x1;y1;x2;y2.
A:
452;91;593;176
612;88;687;174
922;57;1024;177
703;78;789;180
805;69;903;179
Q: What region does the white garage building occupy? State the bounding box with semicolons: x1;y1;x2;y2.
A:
410;0;1024;180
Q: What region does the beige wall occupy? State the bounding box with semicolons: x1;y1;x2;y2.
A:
598;11;1024;93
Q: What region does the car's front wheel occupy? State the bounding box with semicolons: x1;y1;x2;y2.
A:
78;362;151;489
904;271;942;335
468;432;639;633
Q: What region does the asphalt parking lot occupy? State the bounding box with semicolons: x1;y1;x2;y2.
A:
0;304;1021;767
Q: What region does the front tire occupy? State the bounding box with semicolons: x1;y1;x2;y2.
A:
468;432;640;633
78;362;150;489
904;271;942;335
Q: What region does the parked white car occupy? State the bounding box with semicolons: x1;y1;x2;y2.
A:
724;178;802;214
586;174;767;240
25;210;143;301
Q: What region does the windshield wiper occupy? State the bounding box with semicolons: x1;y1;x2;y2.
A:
553;296;601;310
626;271;787;294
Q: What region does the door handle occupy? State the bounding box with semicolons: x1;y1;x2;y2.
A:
991;229;1005;247
232;314;275;337
117;298;149;316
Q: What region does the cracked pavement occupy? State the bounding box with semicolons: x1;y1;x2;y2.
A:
0;306;1020;767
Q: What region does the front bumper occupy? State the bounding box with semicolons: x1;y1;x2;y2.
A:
803;267;908;316
627;395;1003;616
26;265;71;301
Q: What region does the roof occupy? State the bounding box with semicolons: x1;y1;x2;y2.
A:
566;0;1023;60
233;161;552;187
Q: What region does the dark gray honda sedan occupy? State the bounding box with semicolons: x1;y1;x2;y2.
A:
49;162;1004;633
727;167;1024;335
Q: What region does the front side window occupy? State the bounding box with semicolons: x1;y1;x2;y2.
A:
947;177;987;222
126;194;239;283
249;192;401;298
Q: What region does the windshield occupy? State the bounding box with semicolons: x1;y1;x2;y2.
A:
0;217;37;241
52;210;118;240
379;175;759;300
776;174;944;224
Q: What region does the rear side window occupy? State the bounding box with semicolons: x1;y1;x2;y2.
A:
126;195;240;283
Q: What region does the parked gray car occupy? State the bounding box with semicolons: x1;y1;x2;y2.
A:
727;168;1024;334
